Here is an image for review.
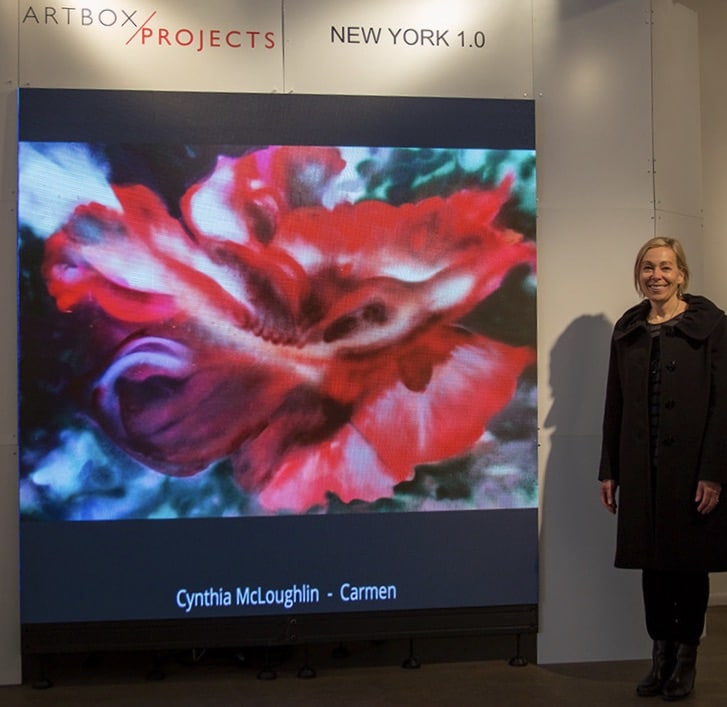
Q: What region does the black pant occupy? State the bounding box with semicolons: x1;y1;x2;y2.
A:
642;569;709;645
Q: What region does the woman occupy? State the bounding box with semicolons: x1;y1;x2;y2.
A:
599;237;727;700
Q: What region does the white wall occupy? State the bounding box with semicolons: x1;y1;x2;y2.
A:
652;0;703;274
1;0;714;681
679;0;727;605
535;0;710;663
534;0;655;664
0;0;20;687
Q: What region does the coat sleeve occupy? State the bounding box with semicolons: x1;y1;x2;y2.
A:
698;315;727;484
598;334;622;482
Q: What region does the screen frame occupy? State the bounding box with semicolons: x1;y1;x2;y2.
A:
18;88;538;654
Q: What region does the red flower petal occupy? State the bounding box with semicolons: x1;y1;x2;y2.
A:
91;336;306;475
236;327;534;512
352;328;534;478
254;424;396;512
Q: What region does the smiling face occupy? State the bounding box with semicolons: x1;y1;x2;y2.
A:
638;246;685;306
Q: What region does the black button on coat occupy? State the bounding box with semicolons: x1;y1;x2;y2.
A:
599;294;727;571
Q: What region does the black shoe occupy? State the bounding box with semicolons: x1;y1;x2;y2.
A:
636;640;677;697
661;643;697;701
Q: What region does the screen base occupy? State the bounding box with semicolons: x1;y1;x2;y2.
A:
22;604;537;656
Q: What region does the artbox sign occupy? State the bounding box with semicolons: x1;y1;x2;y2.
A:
18;0;534;97
21;3;275;49
18;0;284;91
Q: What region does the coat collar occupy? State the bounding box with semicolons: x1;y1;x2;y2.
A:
613;294;725;341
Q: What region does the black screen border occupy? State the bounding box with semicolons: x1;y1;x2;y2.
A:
18;88;538;653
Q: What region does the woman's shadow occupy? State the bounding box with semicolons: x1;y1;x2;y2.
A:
539;313;649;662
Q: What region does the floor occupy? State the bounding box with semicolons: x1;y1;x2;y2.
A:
3;607;727;706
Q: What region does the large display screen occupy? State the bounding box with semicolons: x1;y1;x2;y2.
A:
17;89;537;639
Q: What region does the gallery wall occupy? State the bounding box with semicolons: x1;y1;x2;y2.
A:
0;0;710;685
679;0;727;604
1;0;21;687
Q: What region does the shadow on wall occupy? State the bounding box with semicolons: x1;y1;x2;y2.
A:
541;313;614;566
544;313;612;436
541;313;613;555
539;313;645;655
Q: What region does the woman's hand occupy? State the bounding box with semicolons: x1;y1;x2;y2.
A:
600;479;618;514
696;480;722;515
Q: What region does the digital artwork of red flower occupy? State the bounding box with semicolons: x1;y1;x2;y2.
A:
40;145;536;514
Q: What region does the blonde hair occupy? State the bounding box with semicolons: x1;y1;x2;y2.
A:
633;237;689;296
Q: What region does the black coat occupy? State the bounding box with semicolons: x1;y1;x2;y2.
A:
599;294;727;571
